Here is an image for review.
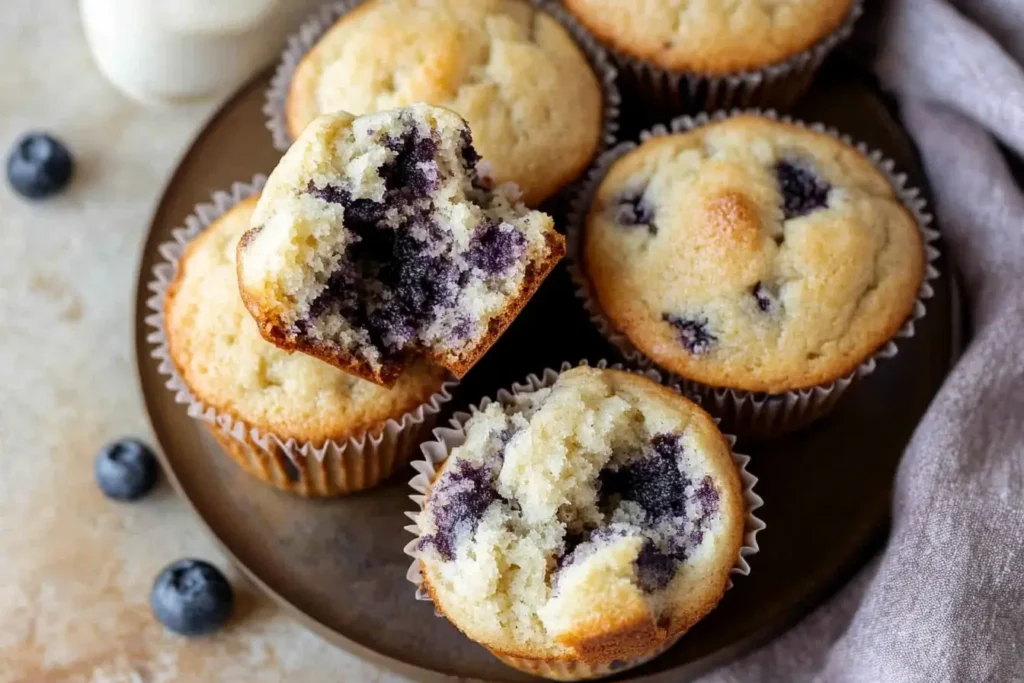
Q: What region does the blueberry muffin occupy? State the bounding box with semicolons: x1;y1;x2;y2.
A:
164;194;448;496
581;114;925;396
237;104;564;387
284;0;604;206
415;366;746;677
563;0;856;75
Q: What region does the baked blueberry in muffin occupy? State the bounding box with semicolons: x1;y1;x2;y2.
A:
581;114;925;395
416;367;747;673
237;104;564;386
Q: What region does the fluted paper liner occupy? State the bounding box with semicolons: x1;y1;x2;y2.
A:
567;109;942;439
263;0;621;200
595;0;863;116
403;360;764;680
143;176;456;497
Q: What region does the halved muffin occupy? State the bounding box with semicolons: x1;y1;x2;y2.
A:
237;104;564;386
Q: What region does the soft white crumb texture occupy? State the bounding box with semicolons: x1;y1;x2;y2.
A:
418;367;742;657
239;104;555;371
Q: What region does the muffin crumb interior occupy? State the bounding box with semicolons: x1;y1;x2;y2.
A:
417;367;739;656
238;104;559;384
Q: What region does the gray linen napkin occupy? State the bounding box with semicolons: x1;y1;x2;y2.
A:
699;0;1024;680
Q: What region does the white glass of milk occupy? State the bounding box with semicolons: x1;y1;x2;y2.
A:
80;0;324;105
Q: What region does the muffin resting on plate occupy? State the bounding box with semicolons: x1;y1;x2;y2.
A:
237;104;564;387
415;366;746;676
563;0;856;75
581;114;925;395
285;0;605;205
164;194;448;496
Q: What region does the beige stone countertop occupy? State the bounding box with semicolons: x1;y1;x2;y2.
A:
0;5;410;682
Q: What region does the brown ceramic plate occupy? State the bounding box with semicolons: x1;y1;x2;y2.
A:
133;63;960;682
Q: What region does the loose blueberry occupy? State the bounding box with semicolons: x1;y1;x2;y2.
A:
95;438;159;502
7;132;74;200
151;559;234;636
663;313;717;354
775;160;830;219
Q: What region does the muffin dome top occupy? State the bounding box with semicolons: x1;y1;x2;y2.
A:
416;367;745;662
582;115;925;394
164;196;447;443
564;0;855;73
285;0;604;206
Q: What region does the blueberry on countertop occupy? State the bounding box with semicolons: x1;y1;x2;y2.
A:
151;559;235;636
6;132;74;199
94;438;159;501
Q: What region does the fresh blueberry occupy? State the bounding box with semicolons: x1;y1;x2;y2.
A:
151;559;234;636
7;132;75;200
95;438;159;502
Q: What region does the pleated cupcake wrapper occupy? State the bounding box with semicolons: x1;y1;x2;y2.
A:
263;0;621;198
143;175;457;497
605;0;863;116
402;360;764;680
567;109;942;439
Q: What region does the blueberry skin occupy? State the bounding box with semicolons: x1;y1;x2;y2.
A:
94;438;160;502
151;559;235;636
6;132;75;199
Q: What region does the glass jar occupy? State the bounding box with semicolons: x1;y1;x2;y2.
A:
80;0;323;105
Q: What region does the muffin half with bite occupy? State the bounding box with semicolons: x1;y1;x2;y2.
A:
411;366;753;679
163;192;450;496
238;104;564;387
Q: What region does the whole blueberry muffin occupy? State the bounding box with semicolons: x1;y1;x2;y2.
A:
581;114;925;396
237;104;564;387
563;0;855;75
415;366;746;678
284;0;604;206
164;195;448;496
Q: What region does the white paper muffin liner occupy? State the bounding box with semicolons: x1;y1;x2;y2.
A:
262;0;620;202
567;110;942;440
143;175;456;497
402;360;764;680
597;0;863;115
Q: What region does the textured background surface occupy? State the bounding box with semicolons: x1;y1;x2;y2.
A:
0;4;407;681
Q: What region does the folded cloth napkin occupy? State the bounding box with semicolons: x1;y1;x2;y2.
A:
699;0;1024;681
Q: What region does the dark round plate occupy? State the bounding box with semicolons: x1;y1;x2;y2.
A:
134;65;959;682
